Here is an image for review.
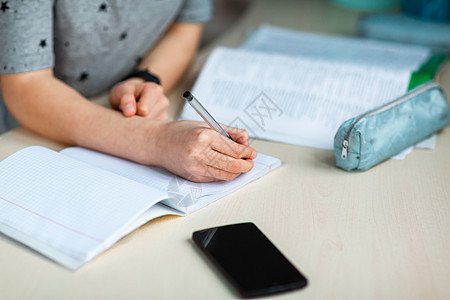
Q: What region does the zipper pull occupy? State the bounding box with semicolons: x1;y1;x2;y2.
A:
341;140;348;160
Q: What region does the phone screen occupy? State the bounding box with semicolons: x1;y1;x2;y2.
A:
192;222;307;298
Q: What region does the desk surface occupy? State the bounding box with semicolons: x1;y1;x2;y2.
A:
1;0;449;299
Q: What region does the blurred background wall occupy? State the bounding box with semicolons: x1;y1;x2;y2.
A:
200;0;254;48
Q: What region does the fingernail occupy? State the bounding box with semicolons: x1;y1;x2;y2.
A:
123;103;134;115
251;151;257;159
140;107;148;115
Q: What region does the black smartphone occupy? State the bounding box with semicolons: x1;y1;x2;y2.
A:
192;222;307;298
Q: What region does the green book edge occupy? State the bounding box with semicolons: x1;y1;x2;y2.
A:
407;53;447;91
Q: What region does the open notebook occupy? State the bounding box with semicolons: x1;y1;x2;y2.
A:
0;146;281;270
179;25;437;150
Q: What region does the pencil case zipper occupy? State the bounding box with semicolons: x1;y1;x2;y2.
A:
340;81;440;160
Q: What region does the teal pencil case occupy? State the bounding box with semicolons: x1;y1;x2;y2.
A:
334;81;450;172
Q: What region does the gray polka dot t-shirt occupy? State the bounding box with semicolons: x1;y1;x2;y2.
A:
0;0;212;133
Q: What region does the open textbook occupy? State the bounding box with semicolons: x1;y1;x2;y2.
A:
0;146;281;270
179;25;436;150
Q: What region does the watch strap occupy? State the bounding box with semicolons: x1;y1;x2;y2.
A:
122;70;161;85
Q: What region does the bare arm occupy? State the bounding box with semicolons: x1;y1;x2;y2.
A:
110;22;204;117
1;69;256;182
1;69;154;162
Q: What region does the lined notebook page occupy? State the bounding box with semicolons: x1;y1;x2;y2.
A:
61;147;282;214
61;147;176;192
0;146;169;269
181;154;282;213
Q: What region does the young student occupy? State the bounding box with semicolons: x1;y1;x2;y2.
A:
0;0;256;182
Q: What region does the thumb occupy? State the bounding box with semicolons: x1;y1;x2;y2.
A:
120;93;137;117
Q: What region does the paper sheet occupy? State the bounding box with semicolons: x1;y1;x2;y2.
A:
180;47;413;149
241;24;430;70
240;25;435;157
0;146;168;268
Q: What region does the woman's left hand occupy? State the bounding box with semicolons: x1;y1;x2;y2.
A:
109;78;169;120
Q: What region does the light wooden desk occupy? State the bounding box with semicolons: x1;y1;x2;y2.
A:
1;0;449;299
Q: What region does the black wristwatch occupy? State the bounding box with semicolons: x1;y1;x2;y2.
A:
122;69;161;85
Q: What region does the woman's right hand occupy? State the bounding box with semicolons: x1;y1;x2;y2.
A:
146;120;257;182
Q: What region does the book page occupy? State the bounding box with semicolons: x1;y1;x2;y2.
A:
241;24;430;71
0;203;179;270
179;47;413;149
60;147;282;214
0;146;169;269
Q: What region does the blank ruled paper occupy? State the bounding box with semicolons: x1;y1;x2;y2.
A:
0;146;168;268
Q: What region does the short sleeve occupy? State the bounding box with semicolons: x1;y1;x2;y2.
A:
0;0;54;74
175;0;213;23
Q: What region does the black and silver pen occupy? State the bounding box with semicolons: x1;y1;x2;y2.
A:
183;91;233;141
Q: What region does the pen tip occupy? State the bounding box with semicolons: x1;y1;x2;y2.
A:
183;91;193;101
